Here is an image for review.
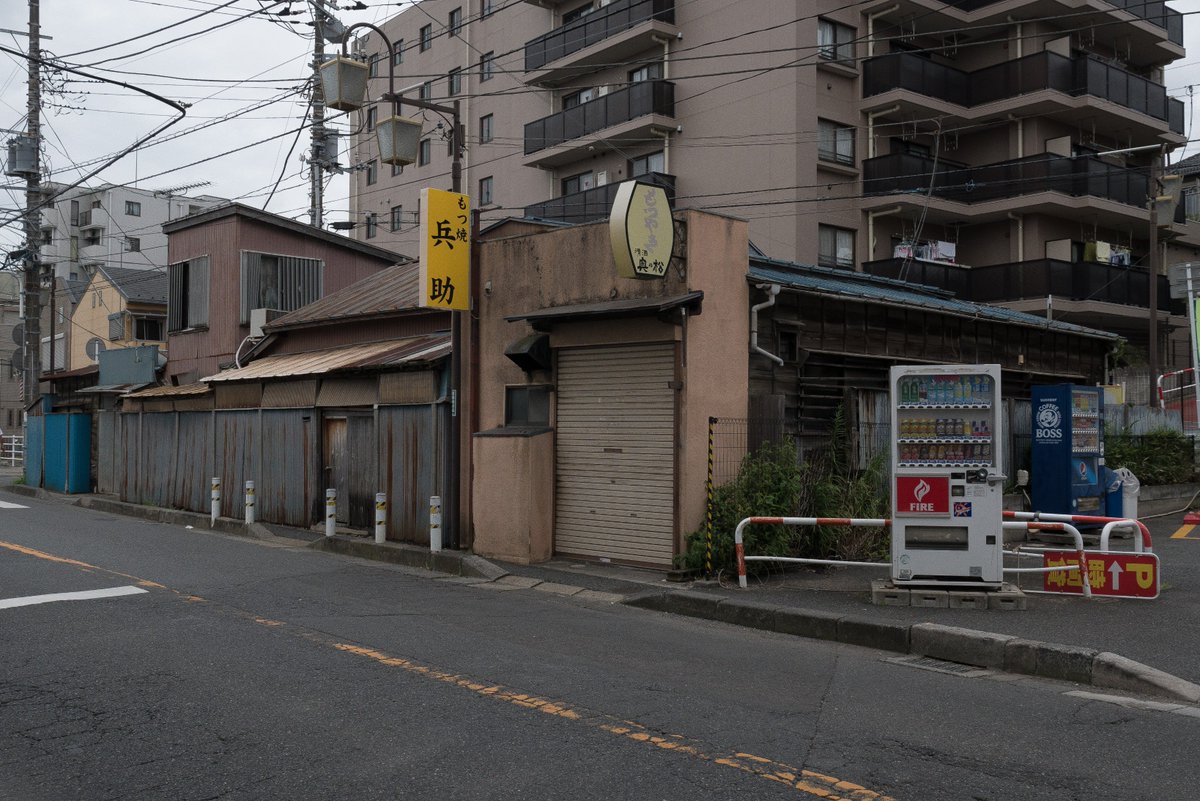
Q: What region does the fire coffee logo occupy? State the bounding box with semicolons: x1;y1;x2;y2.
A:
913;479;930;503
895;476;949;515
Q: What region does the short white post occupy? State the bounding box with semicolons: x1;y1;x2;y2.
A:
374;492;387;544
210;477;221;526
429;495;443;553
244;480;255;525
325;489;337;537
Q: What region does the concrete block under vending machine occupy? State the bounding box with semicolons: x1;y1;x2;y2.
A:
910;589;950;608
871;579;910;607
988;583;1027;611
948;591;989;609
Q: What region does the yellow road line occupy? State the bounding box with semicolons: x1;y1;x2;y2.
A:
0;539;898;800
1172;524;1196;540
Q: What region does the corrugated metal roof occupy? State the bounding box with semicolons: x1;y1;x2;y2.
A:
748;258;1119;341
266;264;423;330
203;333;450;382
506;291;705;325
100;266;168;304
124;382;211;399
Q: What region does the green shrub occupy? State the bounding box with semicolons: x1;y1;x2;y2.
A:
1104;427;1196;485
680;410;890;574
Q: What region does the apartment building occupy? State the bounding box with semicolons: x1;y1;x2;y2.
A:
346;0;1192;366
37;183;226;283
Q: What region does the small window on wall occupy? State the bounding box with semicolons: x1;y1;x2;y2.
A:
505;386;551;427
418;139;431;166
817;119;855;165
630;151;664;177
818;18;855;64
480;113;494;144
818;225;855;269
479;176;494;206
125;200;141;216
420;25;432;51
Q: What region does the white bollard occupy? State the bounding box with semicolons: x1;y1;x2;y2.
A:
325;489;336;538
244;480;255;525
210;477;221;526
374;492;387;544
429;495;442;553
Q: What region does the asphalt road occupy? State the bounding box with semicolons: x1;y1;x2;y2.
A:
1;491;1196;801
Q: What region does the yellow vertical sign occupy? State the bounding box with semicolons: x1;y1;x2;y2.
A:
418;187;471;310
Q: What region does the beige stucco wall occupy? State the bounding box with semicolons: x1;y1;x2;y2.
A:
471;209;751;564
69;272;166;370
471;431;553;564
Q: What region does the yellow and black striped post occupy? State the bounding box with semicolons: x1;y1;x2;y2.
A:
706;416;716;578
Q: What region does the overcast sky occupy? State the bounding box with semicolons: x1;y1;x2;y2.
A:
0;0;1197;261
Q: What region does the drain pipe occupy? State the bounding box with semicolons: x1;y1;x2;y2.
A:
868;205;901;264
750;284;784;366
868;104;900;159
867;5;899;58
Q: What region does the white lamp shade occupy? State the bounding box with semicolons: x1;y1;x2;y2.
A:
319;56;369;112
377;115;423;167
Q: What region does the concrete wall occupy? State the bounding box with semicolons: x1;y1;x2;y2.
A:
472;431;553;563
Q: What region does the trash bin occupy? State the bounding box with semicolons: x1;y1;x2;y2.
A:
1101;466;1123;518
1113;467;1140;520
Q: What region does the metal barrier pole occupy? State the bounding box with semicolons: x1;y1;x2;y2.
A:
1002;520;1091;598
1004;510;1152;552
429;495;442;552
244;480;255;525
374;492;387;544
734;516;892;589
210;477;221;526
705;417;715;579
325;489;336;538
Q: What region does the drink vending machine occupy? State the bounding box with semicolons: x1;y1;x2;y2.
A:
1030;384;1105;515
890;364;1006;587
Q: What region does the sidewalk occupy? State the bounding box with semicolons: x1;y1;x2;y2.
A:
6;479;1199;704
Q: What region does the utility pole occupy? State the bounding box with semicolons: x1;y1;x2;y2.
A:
1149;151;1159;407
309;0;327;228
22;0;42;409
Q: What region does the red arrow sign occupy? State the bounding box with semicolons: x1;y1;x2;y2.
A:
1042;551;1160;599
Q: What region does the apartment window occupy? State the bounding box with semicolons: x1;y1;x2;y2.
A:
40;228;52;246
419;80;433;100
505;386;551;427
368;52;379;77
167;256;210;332
481;0;494;17
418;139;431;166
562;87;595;109
391;162;404;177
480;114;494;144
239;251;323;324
70;200;79;226
448;7;462;36
562;3;593;25
366;106;377;132
1185;187;1200;222
628;63;662;83
479;176;494;206
393;39;404;66
134;316;164;341
125;200;141;216
630;151;665;177
448;67;462;96
420;24;432;51
818;19;855;64
366;160;377;186
108;312;126;341
480;51;495;81
125;236;140;253
818;225;855;269
818;119;855;165
83;231;101;247
91;199;102;209
390;205;404;231
365;213;378;239
561;171;594;195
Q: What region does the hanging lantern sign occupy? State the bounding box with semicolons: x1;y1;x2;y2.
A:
609;180;673;280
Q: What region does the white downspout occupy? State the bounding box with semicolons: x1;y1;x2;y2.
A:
653;34;675;173
1007;212;1024;262
750;284;784;366
869;205;902;264
867;5;899;58
868;105;900;159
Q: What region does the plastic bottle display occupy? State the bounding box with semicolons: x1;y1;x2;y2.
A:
896;372;996;466
900;375;992;407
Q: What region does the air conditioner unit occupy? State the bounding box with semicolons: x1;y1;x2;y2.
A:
250;308;285;338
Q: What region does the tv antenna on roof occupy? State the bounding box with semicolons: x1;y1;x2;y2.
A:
152;180;211;197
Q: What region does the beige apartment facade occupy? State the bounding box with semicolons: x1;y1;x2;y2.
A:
347;0;1192;366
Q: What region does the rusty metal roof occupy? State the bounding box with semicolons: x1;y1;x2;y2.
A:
124;382;212;398
202;333;450;383
265;264;425;331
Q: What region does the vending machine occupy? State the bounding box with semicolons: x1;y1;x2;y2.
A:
1031;384;1104;515
890;364;1006;587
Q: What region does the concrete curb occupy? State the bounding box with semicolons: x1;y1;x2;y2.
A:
310;535;510;581
624;591;1200;704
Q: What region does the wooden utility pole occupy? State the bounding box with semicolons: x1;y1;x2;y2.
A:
309;0;327;228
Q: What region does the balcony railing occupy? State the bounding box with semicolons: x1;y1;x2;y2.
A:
935;0;1181;46
524;80;675;155
863;152;1151;208
525;0;674;71
863;257;1174;313
524;172;675;223
864;51;1184;133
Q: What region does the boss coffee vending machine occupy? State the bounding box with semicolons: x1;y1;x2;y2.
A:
890;364;1005;587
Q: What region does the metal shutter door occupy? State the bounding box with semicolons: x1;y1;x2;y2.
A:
555;343;676;566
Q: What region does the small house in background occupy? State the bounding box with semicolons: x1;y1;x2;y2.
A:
70;266;168;371
161;203;407;384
